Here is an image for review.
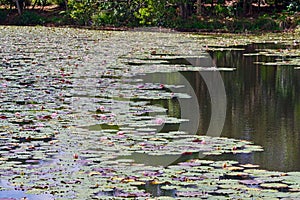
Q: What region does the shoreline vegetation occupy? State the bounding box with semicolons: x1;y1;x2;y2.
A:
0;0;300;33
0;1;300;33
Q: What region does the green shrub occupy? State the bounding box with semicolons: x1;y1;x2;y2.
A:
67;0;96;25
254;15;280;31
134;0;154;25
15;11;45;25
47;14;71;25
0;10;8;23
230;19;252;32
91;11;115;26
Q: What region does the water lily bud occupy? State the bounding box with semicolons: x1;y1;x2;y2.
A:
73;154;79;159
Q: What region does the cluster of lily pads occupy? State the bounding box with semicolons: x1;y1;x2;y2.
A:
0;26;299;199
191;34;300;69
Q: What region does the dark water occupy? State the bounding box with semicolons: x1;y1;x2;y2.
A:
136;43;300;172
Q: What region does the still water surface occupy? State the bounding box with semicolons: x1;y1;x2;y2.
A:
136;43;300;172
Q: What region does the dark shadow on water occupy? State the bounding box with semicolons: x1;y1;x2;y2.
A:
128;42;300;172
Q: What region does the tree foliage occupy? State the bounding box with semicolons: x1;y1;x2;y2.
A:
64;0;300;27
65;0;178;26
1;0;300;30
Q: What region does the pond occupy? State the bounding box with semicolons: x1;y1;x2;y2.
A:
0;26;300;199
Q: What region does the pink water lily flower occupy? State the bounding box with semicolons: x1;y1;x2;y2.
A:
51;113;58;118
154;118;165;125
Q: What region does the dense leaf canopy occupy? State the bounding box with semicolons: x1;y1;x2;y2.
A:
1;0;300;31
